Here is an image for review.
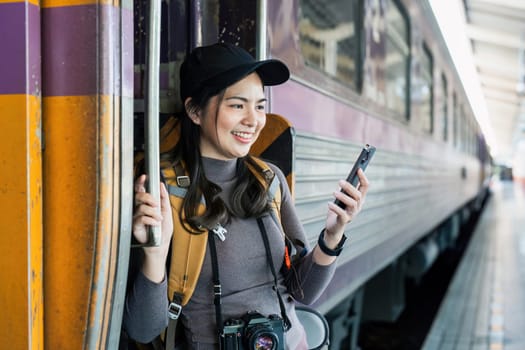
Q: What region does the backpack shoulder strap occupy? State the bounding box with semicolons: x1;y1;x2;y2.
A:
155;117;209;307
163;164;207;308
245;156;283;228
246;156;307;265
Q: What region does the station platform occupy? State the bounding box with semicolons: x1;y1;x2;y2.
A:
422;180;525;350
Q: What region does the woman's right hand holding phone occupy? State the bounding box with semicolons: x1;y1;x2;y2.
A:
133;174;174;282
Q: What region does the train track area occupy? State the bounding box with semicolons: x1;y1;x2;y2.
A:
357;203;485;350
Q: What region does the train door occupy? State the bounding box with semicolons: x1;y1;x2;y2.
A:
130;0;295;342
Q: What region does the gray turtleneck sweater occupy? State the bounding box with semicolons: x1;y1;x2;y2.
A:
123;157;337;349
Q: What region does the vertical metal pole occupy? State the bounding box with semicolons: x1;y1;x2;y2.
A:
256;0;267;60
145;0;162;246
190;0;203;49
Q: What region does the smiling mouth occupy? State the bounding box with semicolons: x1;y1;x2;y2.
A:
232;131;253;141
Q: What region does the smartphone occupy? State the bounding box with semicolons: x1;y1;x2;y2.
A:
334;144;376;209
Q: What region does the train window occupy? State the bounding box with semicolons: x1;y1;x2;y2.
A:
384;0;410;120
465;118;469;154
452;93;458;147
418;43;433;133
470;119;475;156
464;111;469;154
459;106;466;152
473;122;477;155
464;114;468;153
440;74;448;141
464;113;469;154
466;118;471;155
299;0;362;90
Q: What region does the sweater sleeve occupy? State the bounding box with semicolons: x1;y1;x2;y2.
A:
269;164;337;305
122;249;169;343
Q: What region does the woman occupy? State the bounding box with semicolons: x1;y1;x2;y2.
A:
123;42;369;349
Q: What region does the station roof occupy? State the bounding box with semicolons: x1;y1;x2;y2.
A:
465;0;525;165
433;0;525;165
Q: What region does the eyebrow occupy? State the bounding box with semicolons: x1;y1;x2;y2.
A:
225;96;267;103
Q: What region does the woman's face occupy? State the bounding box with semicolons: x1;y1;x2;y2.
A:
191;72;267;160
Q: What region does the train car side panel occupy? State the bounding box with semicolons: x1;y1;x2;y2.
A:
0;1;43;348
267;0;488;318
0;95;44;349
41;2;134;349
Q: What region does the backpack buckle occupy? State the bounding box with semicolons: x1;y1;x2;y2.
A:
213;284;222;296
262;169;274;182
168;301;182;320
176;176;190;188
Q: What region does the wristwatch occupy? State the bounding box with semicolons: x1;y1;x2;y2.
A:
318;229;347;256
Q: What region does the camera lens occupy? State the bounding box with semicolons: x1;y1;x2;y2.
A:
246;328;279;350
253;334;277;350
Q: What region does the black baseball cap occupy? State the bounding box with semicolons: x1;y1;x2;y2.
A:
180;42;290;101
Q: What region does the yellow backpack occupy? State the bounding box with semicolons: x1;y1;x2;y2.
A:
161;153;283;307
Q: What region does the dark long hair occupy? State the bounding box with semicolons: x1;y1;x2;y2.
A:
162;85;271;233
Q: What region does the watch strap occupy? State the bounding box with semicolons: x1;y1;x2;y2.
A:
318;229;347;256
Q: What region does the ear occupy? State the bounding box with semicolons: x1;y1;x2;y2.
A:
184;97;202;125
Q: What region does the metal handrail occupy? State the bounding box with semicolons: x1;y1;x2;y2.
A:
144;0;162;246
256;0;267;60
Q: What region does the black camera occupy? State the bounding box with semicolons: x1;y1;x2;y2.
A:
221;311;285;350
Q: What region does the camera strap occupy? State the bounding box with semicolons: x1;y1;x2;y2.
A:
208;229;224;334
207;217;292;340
256;217;292;331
